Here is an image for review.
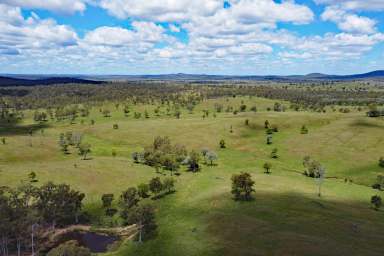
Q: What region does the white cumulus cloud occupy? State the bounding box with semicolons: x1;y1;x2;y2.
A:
0;3;78;55
2;0;87;14
322;6;377;34
315;0;384;11
99;0;223;21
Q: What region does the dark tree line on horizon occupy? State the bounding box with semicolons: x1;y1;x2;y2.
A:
0;81;383;116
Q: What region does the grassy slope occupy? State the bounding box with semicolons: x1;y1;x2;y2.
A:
0;97;383;255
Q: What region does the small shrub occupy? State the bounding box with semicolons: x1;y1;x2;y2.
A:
264;120;270;129
28;171;38;183
105;208;118;217
271;125;278;132
101;194;114;208
137;183;150;198
270;148;278;159
263;162;272;174
47;241;91;256
301;125;308;134
379;157;384;168
371;195;382;210
132;152;141;163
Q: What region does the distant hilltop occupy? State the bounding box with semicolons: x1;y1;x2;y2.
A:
84;70;384;81
1;70;384;86
0;76;103;87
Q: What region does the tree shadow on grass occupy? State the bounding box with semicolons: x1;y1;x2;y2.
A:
205;191;384;256
346;164;384;187
151;190;176;200
0;122;50;136
350;119;384;128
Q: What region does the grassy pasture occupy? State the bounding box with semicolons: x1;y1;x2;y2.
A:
0;96;383;255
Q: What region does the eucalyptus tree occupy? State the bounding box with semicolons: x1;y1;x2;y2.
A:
371;195;382;210
205;151;218;166
149;177;163;197
231;172;255;201
78;143;91;160
315;166;326;197
126;204;157;243
119;187;140;220
163;177;176;193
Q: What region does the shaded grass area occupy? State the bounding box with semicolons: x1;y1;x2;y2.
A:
0;122;49;136
206;192;384;256
109;170;384;256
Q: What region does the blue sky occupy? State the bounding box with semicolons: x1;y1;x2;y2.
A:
1;0;384;75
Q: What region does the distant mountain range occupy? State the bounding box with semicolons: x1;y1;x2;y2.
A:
88;70;384;81
0;76;103;87
1;70;384;86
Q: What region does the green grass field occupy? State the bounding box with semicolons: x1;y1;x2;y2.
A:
1;96;384;255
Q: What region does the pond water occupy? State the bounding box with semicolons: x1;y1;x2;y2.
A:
61;231;119;253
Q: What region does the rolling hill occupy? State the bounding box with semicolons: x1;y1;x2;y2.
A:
0;76;103;87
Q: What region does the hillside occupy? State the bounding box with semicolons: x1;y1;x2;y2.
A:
0;76;103;87
1;95;383;256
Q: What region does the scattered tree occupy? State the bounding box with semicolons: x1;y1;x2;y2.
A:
219;139;226;149
126;204;157;242
120;187;139;220
137;183;150;199
78;143;91;160
301;125;309;134
205;151;218;166
163;177;176;193
263;162;272;174
35;182;85;228
379;157;384;168
231;172;255;201
315;166;326;197
132;152;141;163
188;150;201;172
102;109;111;117
149;177;163;196
264;120;270;129
371;195;382;210
372;175;384;190
101;194;114;208
28;171;38;183
270;148;278;159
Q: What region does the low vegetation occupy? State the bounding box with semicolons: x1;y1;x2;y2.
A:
0;80;383;255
